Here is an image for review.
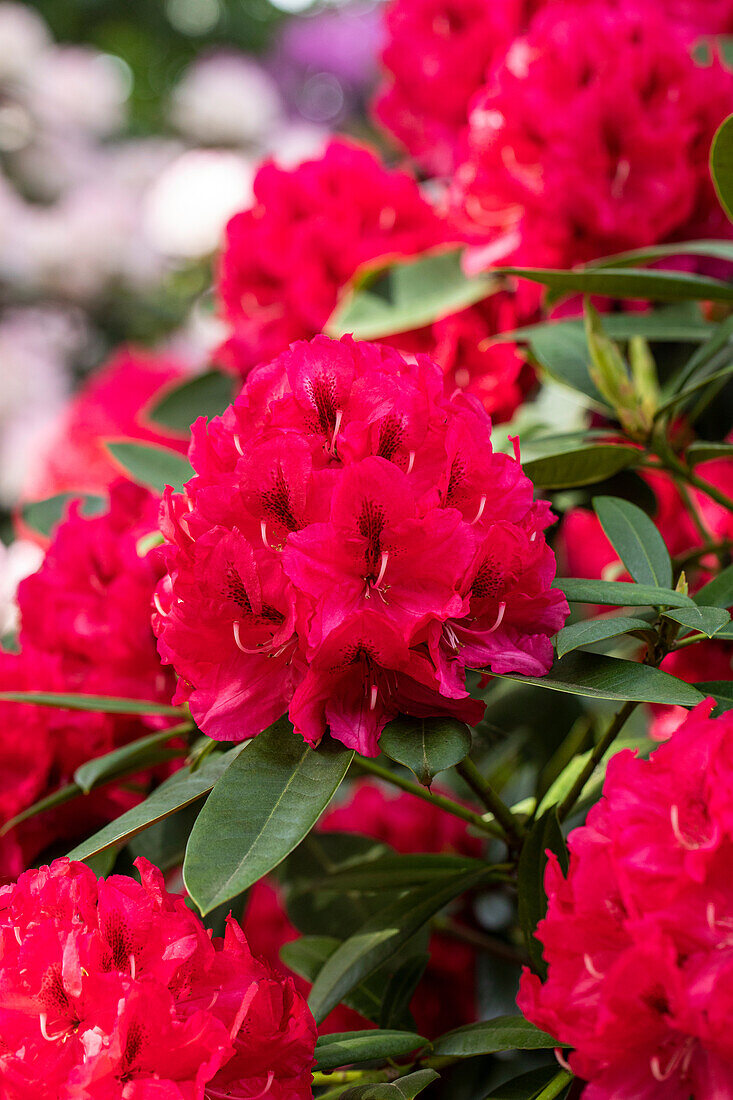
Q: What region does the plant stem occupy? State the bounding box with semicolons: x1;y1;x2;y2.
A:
312;1070;392;1088
433;916;528;965
557;701;637;822
456;758;524;846
672;630;710;650
353;757;505;839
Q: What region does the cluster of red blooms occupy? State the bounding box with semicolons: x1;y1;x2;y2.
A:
244;777;483;1038
0;856;316;1099
520;702;733;1097
153;333;567;755
218;139;534;422
0;481;176;878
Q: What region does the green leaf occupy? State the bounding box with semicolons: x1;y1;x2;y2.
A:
340;1070;440;1100
308;867;492;1023
554;616;651;659
496;265;733;303
593;496;672;588
504;305;712;346
588;238;733;268
106;441;192;493
518;810;568;976
379;953;429;1030
74;727;188;793
184;723;353;914
379;717;472;787
522;446;638;489
686;441;733;465
315;1030;428;1071
21;492;106;538
492;652;705;706
0;692;182;715
149;369;236;431
67;747;243;860
536;735;651;819
711;114;733;222
519;324;607;406
431;1016;559;1058
661;606;731;638
693;564;733;609
554;577;693;608
695;682;733;715
327;248;495;340
297;853;487;892
485;1067;570;1100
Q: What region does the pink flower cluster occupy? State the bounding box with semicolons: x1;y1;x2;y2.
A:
450;0;733;268
519;702;733;1098
245;777;483;1039
0;481;176;877
0;856;316;1100
217;138;534;422
154;334;567;755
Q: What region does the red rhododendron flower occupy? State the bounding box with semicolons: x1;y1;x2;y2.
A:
373;0;533;176
217;138;534;421
154;334;567;755
0;481;177;877
25;346;188;503
451;0;733;270
519;701;733;1097
0;856;316;1099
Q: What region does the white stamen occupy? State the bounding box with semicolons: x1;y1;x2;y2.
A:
129;954;136;980
13;926;21;945
153;592;165;617
233;433;244;457
374;551;389;589
584;953;603;980
650;1056;666;1082
486;601;506;636
233;622;246;653
708;902;717;931
471;495;487;525
369;684;378;711
39;1014;67;1043
330;409;343;451
670;804;697;850
406;451;415;474
530;531;537;542
554;1048;573;1074
260;519;270;549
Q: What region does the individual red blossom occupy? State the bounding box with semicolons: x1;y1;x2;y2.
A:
0;856;316;1100
24;346;189;504
519;702;733;1098
154;334;566;756
373;0;533;176
217;138;534;422
451;0;733;270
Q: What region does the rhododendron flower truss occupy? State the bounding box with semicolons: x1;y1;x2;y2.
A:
519;702;733;1099
0;857;316;1100
154;334;567;755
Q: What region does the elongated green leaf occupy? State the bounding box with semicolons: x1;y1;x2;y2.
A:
711;114;733;222
1;781;80;836
554;616;651;659
695;682;733;714
67;748;243;860
661;606;730;638
432;1016;559;1058
492;652;705;706
298;853;486;892
74;727;188;793
593;496;672;588
21;492;106;538
693;564;733;609
687;441;733;465
554;578;693;608
523;446;638;489
503;305;712;346
106;441;192;493
588;239;733;268
0;692;182;715
379;716;471;787
518;810;567;976
308;867;492;1023
149;369;236;431
327;249;495;340
315;1030;428;1071
485;1067;570;1100
380;953;429;1030
341;1070;440;1100
536;735;651;819
184;723;353;914
497;266;733;303
520;325;607;405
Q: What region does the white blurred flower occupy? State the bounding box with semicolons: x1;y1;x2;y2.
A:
171;52;283;146
0;308;85;504
143;148;255;258
24;46;129;136
0;538;43;637
0;2;49;83
264;120;328;167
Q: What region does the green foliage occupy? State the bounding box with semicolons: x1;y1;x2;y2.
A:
592;496;672;587
315;1030;429;1071
21;493;107;538
106;441;193;493
379;717;472;786
711;114;733;222
149;370;236;432
431;1017;560;1058
518;811;568;976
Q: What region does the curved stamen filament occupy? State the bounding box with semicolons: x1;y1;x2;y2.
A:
471;495;487;525
153;592;166;617
406;451;415;474
369;684;378;711
233;433;244;457
330;409;343;452
374;551;389;589
486;601;506;636
260;520;270;549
